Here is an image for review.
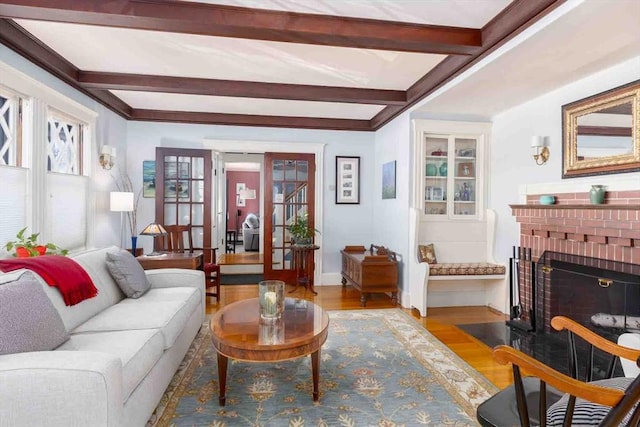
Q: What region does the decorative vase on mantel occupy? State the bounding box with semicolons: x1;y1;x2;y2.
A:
589;185;606;205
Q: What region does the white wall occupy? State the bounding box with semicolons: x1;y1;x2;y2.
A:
0;44;128;249
125;121;376;277
489;56;640;263
373;110;413;306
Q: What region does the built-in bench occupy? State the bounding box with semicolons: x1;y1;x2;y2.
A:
408;209;507;317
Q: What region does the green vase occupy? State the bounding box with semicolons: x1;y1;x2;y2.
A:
589;185;605;204
426;164;437;176
439;162;448;177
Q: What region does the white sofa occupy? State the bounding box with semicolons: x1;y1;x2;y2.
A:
0;246;205;427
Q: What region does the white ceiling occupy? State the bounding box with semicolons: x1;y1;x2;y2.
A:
415;0;640;118
3;0;639;128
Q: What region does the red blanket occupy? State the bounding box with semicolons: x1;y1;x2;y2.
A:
0;256;98;306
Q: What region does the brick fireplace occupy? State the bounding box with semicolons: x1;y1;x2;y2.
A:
511;189;640;332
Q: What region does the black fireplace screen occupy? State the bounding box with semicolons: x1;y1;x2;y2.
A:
535;251;640;336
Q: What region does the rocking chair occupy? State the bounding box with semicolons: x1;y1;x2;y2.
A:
477;316;640;426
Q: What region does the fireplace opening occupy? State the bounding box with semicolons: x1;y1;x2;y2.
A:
535;251;640;340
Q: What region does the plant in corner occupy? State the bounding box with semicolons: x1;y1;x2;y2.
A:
286;214;319;246
3;227;69;257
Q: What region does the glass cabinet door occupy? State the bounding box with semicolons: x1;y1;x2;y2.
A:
424;136;448;216
453;138;477;217
423;134;481;219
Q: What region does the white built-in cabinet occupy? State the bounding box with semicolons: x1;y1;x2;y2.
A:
413;120;491;220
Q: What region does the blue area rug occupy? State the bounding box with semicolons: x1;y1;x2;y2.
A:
148;309;497;426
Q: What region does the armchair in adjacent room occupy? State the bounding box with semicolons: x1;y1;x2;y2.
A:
242;213;260;251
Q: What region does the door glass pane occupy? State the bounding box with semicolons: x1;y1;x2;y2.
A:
273;249;283;270
178;204;191;225
284;160;295;181
191;181;204;202
164;204;176;225
453;137;477;216
193;157;204;179
192;226;204;248
284;182;296;199
273;160;284;181
283;248;291;269
297;161;308;181
273;226;284;247
273;183;283;202
191;204;204;226
296;186;307;204
424;136;448;216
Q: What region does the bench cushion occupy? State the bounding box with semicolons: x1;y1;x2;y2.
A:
429;262;505;276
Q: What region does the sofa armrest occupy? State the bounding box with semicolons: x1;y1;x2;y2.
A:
0;351;123;427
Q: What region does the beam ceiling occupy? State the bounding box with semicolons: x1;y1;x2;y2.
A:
0;0;565;131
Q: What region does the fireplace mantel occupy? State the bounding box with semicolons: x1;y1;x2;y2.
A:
510;204;640;210
511;190;640;264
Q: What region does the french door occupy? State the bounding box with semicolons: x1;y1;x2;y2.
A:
155;148;213;263
264;153;315;284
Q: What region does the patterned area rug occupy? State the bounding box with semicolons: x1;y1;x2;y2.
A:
148;309;497;426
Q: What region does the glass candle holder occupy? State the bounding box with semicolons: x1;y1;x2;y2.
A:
258;317;285;345
258;280;284;321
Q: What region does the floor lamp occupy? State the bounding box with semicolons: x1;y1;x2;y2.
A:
110;192;134;249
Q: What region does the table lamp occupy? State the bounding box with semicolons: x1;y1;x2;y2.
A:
140;223;167;256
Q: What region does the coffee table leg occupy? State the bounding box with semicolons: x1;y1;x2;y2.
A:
311;348;320;401
217;352;228;406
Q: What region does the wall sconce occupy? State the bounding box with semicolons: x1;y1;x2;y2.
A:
531;136;550;165
99;145;116;170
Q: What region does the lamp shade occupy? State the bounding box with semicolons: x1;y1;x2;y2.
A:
110;192;134;212
140;223;167;236
531;136;544;148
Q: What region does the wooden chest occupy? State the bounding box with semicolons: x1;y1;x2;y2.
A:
340;244;398;307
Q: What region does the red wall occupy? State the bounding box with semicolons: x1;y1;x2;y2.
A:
227;171;260;232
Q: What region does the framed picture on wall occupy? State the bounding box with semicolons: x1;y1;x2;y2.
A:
142;160;155;198
236;182;245;195
382;161;396;199
335;156;360;204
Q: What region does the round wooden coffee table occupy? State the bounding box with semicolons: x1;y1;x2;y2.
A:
210;297;330;406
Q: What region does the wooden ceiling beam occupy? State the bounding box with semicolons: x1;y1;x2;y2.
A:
0;0;481;55
130;109;373;131
0;19;133;118
78;71;406;106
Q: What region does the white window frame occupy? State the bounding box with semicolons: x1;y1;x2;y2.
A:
0;61;97;251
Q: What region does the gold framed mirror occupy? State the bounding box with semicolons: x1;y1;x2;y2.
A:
562;80;640;178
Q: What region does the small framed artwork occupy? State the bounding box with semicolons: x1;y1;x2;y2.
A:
430;186;444;201
336;156;360;204
457;162;475;177
382;161;396;199
236;194;246;207
142;160;155;198
236;182;245;195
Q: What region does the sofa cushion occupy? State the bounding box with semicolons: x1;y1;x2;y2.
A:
429;262;506;276
57;329;164;401
0;272;69;355
105;249;151;298
72;287;199;349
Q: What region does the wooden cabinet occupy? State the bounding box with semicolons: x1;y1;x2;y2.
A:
340;245;398;307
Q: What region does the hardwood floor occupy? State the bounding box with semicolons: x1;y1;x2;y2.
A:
206;284;514;389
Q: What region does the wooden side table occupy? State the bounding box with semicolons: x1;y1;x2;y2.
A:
136;252;203;270
290;245;320;295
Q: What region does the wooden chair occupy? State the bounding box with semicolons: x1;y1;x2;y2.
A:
477;316;640;427
161;224;221;301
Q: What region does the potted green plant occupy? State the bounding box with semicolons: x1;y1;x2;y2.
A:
286;214;319;246
3;227;68;257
